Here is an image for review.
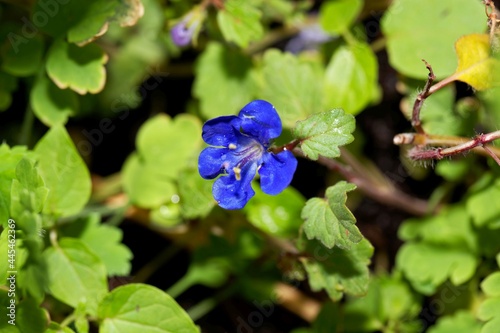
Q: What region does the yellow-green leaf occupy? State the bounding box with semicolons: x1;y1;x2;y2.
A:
454;34;500;91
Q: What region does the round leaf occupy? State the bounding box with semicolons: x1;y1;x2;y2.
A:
98;284;199;333
381;0;485;79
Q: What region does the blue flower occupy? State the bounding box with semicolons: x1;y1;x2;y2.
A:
198;100;298;210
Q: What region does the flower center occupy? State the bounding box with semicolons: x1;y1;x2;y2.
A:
228;138;264;181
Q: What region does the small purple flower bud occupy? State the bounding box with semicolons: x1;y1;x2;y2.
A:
171;19;196;46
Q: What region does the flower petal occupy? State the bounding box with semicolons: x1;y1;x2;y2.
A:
238;100;282;145
198;147;230;179
202;115;241;147
259;150;297;195
212;162;258;209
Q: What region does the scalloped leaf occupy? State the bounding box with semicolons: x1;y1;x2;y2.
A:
302;181;361;249
478;272;500;333
46;39;108;95
454;34;500;91
217;0;264;48
397;242;478;295
298;238;373;301
258;49;324;128
30;74;78;126
294;109;355;160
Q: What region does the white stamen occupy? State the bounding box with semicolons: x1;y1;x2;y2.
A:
233;166;242;180
228;143;237;150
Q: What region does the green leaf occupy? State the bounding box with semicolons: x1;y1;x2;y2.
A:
123;114;202;208
0;144;31;225
245;184;305;237
66;0;120;44
44;322;76;333
324;42;380;115
150;203;182;228
100;0;164;109
381;0;485;79
178;167;215;219
302;181;362;249
481;272;500;297
454;34;500;91
398;205;478;253
299;238;373;301
257;49;324;128
16;297;49;333
217;0;264;48
46;39;108;95
34;125;91;217
33;0;140;44
466;179;500;228
294;109;355;160
1;34;43;77
60;214;133;276
122;154;177;208
0;71;18;111
336;275;421;332
98;284;199;333
10;158;48;237
31;74;78;127
136;114;202;177
43;238;108;316
396;243;478;295
478;274;500;333
415;85;468;136
193;42;254;119
428;311;481;333
319;0;363;34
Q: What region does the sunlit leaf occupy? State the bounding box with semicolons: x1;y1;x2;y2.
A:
454;34;500;91
294;109;355;160
217;0;264;48
302;181;361;249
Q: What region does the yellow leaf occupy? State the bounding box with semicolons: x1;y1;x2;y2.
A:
454;34;500;91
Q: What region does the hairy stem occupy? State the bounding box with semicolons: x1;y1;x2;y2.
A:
395;131;500;164
411;60;435;134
